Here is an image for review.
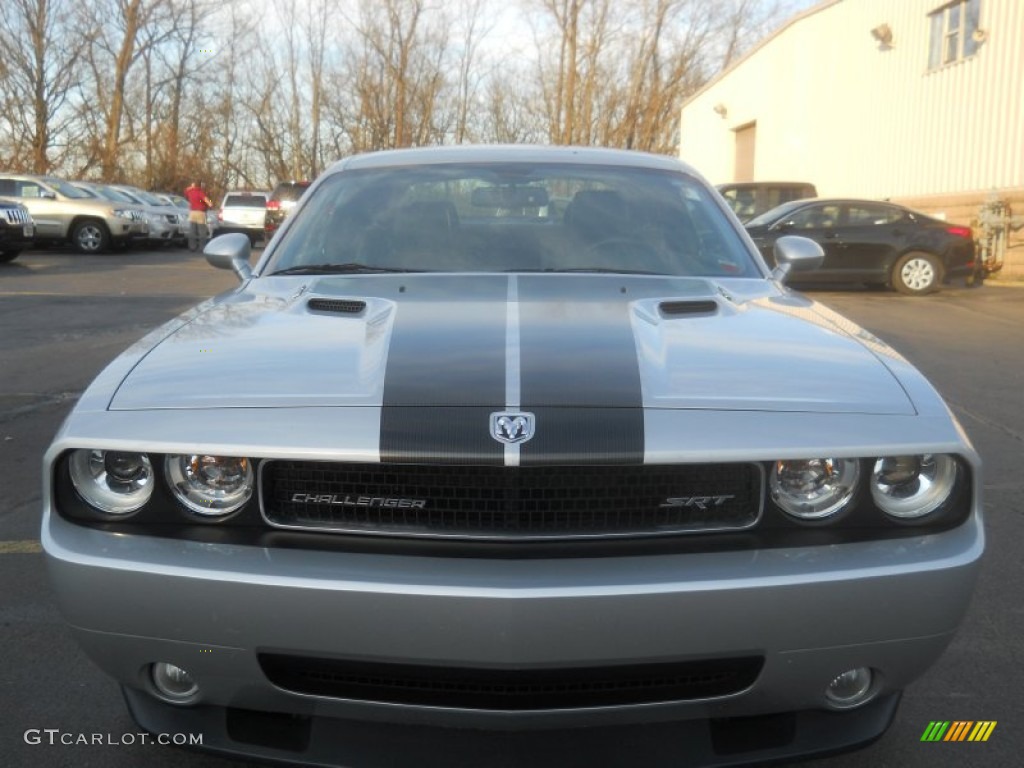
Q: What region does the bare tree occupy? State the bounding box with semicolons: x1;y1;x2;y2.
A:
481;68;546;143
451;0;493;143
526;0;785;153
341;0;450;151
305;0;331;175
82;0;178;179
140;0;220;189
2;0;795;184
0;0;90;172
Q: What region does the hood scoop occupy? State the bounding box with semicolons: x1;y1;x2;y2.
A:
307;298;367;314
659;299;719;317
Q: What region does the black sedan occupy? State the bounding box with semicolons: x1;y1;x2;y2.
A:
744;199;975;294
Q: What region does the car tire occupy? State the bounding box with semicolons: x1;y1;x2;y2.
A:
72;220;111;254
892;252;943;296
0;250;21;263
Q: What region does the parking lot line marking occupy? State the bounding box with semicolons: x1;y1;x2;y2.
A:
0;540;42;554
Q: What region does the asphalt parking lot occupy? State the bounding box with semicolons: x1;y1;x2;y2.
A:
1;247;1021;767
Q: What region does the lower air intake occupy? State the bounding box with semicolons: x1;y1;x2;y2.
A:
259;654;764;710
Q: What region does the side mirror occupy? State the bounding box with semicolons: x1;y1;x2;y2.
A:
771;235;823;283
770;220;794;232
204;233;252;281
40;190;57;200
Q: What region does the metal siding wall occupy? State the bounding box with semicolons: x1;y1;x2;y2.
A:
679;0;1023;197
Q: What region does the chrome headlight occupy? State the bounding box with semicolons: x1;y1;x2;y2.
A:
111;208;135;219
69;449;154;515
165;455;253;518
770;458;860;520
871;454;958;519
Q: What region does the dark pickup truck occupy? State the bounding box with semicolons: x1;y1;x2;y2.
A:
717;181;817;222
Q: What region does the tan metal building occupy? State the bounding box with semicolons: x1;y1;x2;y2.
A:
679;0;1024;276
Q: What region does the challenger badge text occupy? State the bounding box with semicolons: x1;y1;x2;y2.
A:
291;493;427;509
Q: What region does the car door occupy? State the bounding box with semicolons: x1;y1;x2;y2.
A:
829;203;906;279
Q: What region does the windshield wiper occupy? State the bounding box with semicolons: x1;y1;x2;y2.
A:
269;263;424;275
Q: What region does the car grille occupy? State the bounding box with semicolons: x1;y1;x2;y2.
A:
260;461;763;540
258;654;764;710
2;207;30;225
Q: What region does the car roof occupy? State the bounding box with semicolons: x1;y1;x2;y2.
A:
332;145;695;175
717;181;815;189
769;197;907;207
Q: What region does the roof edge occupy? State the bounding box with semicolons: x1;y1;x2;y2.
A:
681;0;843;110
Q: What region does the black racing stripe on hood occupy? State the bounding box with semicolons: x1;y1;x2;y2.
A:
380;406;504;464
380;276;507;464
517;276;644;464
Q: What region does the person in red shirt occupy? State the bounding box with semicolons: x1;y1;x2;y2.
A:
184;180;213;251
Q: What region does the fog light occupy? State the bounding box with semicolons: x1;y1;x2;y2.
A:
151;662;199;703
825;667;874;709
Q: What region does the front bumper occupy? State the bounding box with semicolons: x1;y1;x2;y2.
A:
0;227;35;251
124;685;902;767
146;219;178;241
43;503;982;764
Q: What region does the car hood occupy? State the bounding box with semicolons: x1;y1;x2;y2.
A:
109;274;914;415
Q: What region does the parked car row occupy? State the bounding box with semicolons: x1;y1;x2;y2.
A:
744;198;975;295
714;181;975;295
205;180;312;246
2;167;972;296
0;171;314;259
0;173;151;255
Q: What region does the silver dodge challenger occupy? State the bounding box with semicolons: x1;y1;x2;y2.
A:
42;146;983;767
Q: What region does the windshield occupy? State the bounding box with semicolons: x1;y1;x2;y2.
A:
132;189;163;205
109;187;144;204
45;178;93;199
159;194;189;209
745;200;807;228
266;163;760;278
225;194;267;208
93;185;138;204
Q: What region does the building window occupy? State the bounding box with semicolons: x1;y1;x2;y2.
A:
929;0;981;69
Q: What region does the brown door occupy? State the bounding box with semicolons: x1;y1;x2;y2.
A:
733;122;756;182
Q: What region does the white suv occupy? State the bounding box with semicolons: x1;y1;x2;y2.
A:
217;191;269;246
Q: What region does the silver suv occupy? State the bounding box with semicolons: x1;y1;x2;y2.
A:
0;173;146;253
109;185;186;246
